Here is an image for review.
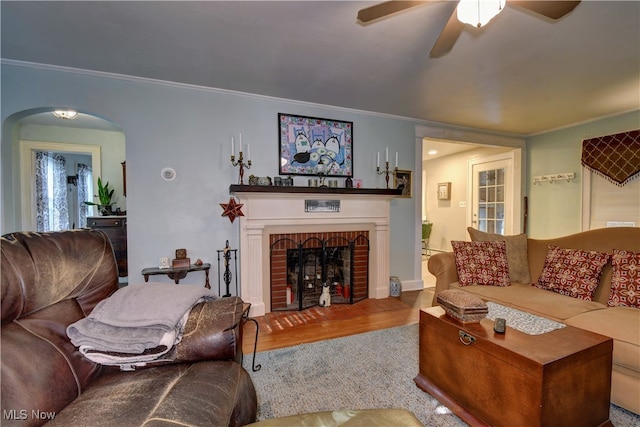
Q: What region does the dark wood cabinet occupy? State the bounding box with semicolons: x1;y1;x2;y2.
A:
87;216;127;277
415;307;612;427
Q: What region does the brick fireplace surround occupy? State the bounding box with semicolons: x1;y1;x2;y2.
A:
269;230;370;310
230;185;401;317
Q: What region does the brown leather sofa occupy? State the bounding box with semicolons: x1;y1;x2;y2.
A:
428;227;640;415
1;229;257;427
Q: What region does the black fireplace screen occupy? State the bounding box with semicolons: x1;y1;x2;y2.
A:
270;234;369;311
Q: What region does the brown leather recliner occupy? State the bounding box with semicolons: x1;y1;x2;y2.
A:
1;229;257;426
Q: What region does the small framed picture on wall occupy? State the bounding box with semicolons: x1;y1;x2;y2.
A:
438;182;451;200
394;169;412;198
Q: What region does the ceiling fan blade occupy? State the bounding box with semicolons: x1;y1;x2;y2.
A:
509;1;581;19
357;1;427;23
430;8;465;58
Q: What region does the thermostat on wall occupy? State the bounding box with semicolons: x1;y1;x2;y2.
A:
161;167;176;181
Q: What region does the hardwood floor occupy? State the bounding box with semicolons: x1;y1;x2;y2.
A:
242;288;435;355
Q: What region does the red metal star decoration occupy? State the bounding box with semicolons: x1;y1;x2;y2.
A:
220;197;244;223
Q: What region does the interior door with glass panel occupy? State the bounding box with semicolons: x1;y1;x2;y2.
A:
471;158;512;235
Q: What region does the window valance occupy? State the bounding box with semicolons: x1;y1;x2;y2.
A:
581;130;640;186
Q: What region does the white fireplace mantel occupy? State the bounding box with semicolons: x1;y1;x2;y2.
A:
230;185;401;317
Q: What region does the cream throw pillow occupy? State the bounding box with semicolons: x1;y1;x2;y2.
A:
467;227;531;284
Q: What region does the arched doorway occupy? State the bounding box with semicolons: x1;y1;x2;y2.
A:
5;108;125;232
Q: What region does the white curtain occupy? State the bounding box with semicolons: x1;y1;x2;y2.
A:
77;163;93;228
35;152;70;232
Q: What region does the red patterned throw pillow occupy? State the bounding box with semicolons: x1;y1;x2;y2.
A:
608;249;640;308
451;241;510;287
534;245;610;301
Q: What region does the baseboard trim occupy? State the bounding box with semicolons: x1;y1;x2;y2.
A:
400;279;424;292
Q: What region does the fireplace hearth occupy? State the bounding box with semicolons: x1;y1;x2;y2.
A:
270;231;369;311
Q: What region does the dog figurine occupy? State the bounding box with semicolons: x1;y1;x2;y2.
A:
319;284;331;307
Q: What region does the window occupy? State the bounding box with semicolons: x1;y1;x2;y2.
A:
21;141;101;231
34;152;69;232
77;163;93;228
582;170;639;230
34;152;93;231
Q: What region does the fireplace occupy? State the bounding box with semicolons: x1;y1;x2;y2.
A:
270;231;369;311
230;185;400;317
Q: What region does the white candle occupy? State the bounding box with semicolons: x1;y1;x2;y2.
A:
395;152;398;167
247;143;251;161
239;132;243;153
231;136;235;156
377;152;380;167
385;147;389;162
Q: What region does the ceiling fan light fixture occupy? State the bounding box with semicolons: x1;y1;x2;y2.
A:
52;109;79;120
457;0;506;28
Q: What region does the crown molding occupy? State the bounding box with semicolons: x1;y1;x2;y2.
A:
1;59;426;124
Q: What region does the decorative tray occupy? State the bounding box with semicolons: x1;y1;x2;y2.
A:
436;289;488;323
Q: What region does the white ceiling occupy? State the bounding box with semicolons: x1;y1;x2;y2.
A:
2;1;639;137
423;139;477;160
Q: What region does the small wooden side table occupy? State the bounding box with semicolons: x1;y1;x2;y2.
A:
142;263;211;288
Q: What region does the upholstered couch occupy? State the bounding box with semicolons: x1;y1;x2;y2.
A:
1;229;257;426
428;227;640;415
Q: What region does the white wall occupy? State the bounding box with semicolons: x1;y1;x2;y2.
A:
423;146;510;252
1;62;418;290
4;62;636;292
421;110;639;249
526;110;640;238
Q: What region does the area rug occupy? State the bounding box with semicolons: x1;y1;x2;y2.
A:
242;324;640;426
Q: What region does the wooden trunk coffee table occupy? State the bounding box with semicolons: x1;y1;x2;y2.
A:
414;306;613;427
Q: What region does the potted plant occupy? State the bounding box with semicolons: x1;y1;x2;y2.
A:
85;177;116;216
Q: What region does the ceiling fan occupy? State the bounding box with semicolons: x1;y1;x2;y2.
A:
357;0;581;58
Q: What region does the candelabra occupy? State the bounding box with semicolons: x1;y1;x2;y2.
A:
376;161;398;189
217;240;237;298
315;155;336;187
230;151;251;184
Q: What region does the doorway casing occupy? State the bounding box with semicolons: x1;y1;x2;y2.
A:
415;124;526;283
